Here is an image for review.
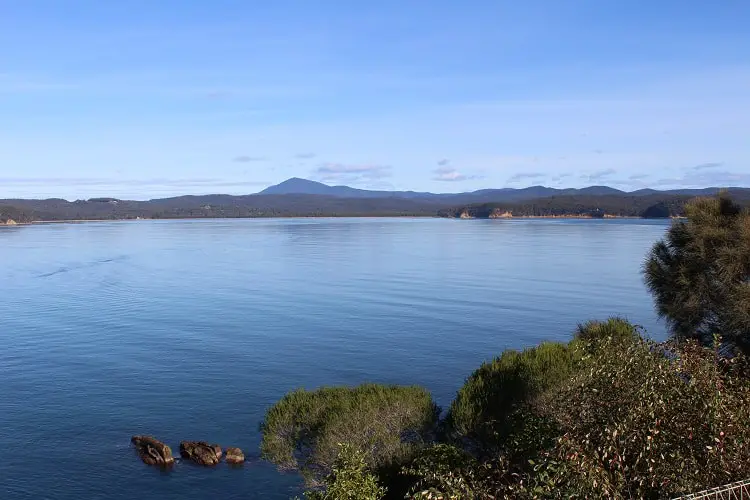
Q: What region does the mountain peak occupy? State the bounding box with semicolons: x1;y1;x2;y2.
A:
260;178;332;195
259;178;389;198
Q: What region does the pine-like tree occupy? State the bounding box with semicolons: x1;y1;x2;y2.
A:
644;194;750;349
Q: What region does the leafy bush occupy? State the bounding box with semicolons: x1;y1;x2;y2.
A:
573;317;640;345
401;428;568;500
644;194;750;349
260;384;438;484
402;444;500;499
540;334;750;498
404;320;750;498
445;341;577;452
303;444;386;500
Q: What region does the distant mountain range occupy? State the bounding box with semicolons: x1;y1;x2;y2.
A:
258;177;742;203
2;177;749;223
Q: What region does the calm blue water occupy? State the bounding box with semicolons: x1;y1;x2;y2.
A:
0;218;669;499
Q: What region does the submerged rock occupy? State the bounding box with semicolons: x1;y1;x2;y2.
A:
179;441;222;466
225;447;245;464
131;435;175;466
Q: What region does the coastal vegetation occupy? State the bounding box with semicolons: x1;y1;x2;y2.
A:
302;444;388;500
259;384;438;485
436;194;711;219
444;340;578;454
256;193;750;498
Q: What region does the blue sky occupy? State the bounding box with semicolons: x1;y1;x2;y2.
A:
1;0;749;199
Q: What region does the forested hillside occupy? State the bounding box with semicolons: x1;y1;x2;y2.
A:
2;188;749;222
439;189;750;218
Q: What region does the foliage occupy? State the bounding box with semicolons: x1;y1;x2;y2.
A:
401;423;572;500
404;331;750;499
573;317;641;347
644;194;750;348
303;444;386;500
540;334;750;498
259;383;438;485
406;319;638;498
401;444;505;499
445;341;577;453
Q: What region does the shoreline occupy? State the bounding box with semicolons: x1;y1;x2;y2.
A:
0;214;679;227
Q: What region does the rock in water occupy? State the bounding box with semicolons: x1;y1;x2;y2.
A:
131;435;175;466
225;447;245;464
179;441;222;465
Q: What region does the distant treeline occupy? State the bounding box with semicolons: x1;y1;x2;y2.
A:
0;195;444;221
2;189;750;222
438;190;750;219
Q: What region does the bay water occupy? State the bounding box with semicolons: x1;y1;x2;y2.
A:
0;218;669;499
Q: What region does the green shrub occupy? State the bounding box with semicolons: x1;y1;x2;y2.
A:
540;335;750;498
401;444;497;499
303;444;386;500
573;317;640;345
401;431;569;500
260;383;438;484
446;341;577;452
420;332;750;498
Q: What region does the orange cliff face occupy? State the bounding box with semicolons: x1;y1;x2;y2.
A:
489;209;513;218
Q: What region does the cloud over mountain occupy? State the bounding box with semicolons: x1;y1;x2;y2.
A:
313;162;392;184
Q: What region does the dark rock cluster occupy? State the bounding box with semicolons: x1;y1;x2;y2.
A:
131;435;244;466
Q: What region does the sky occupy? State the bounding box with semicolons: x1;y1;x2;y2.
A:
1;0;749;199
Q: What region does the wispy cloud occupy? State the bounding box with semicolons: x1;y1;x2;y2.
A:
584;168;617;181
233;155;267;163
316;163;392;178
312;162;392;185
693;162;723;170
431;159;482;182
508;172;546;182
433;167;464;181
432;166;481;182
628;173;650;181
295;152;316;159
550;173;573;182
654;169;750;188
